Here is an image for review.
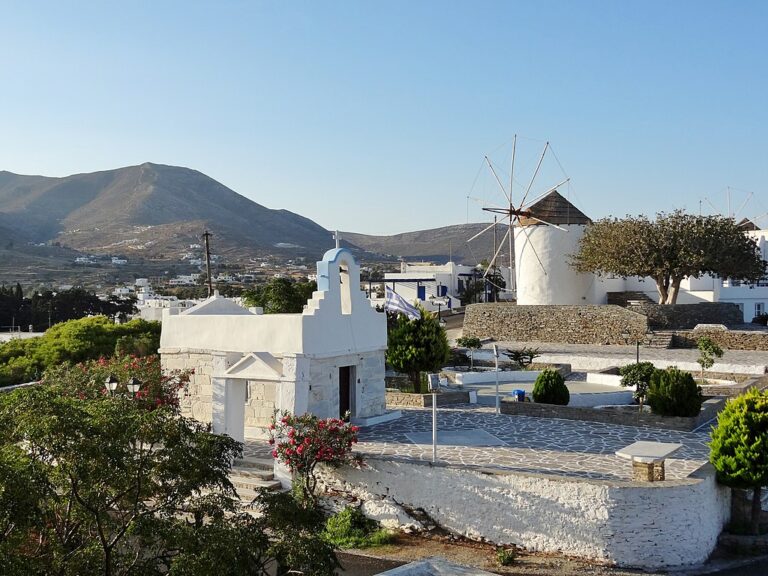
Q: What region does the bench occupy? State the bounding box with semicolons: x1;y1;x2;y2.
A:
615;441;682;482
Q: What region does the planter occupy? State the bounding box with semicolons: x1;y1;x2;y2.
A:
385;390;475;408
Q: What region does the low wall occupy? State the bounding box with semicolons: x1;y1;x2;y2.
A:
320;459;730;570
385;391;473;408
463;304;648;345
672;329;768;351
630;302;743;329
499;397;725;431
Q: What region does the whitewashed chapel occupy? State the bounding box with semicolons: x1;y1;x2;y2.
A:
159;248;396;442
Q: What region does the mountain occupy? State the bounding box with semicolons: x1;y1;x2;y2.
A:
343;223;512;265
0;163;510;270
0;163;334;258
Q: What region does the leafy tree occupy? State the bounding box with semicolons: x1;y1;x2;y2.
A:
459;279;484;305
506;347;540;370
0;316;160;387
618;361;656;409
456;336;482;369
243;279;317;314
0;384;340;575
709;388;768;535
697;336;724;379
571;211;767;304
386;306;450;390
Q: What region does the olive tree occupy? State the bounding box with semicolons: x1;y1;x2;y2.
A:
571;211;766;304
709;388;768;535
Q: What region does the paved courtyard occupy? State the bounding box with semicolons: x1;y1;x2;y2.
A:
353;406;712;482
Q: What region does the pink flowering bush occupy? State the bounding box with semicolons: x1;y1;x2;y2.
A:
42;354;191;412
268;411;362;502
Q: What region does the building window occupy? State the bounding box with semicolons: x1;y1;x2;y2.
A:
756;303;764;316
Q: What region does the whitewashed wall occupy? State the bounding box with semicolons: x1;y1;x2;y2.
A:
321;459;730;570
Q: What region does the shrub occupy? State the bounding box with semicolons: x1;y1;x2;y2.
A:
323;506;394;549
618;362;656;407
386;307;450;389
532;368;569;405
496;547;517;566
709;389;768;535
506;347;540;370
646;367;703;417
456;336;482;369
752;313;768;326
269;412;362;503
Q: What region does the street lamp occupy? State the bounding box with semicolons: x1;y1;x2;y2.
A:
104;374;119;395
104;374;142;397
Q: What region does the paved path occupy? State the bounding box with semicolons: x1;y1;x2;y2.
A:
353;406;711;482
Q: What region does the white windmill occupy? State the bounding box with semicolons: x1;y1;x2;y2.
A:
467;136;594;305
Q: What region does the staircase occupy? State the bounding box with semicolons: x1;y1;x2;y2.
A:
229;455;283;508
607;291;656;307
645;331;675;349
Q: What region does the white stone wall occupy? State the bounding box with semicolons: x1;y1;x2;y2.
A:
307;352;386;420
320;459;730;570
161;348;214;424
245;380;278;428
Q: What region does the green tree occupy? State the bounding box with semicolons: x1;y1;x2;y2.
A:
456;336;482;369
0;384;339;575
709;388;768;535
243;279;317;314
618;361;656;409
386;306;450;390
571;211;767;304
697;336;724;379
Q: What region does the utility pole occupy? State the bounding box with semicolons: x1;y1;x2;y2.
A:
202;230;214;298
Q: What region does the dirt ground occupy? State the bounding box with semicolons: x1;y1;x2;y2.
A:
336;532;654;576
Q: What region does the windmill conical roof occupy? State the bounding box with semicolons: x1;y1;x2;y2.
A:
737;217;758;231
518;190;591;226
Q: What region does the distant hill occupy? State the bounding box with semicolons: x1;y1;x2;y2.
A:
0;163;334;259
343;223;511;265
0;164;512;272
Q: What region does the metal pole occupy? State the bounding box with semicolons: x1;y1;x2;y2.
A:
432;392;437;463
202;230;214;298
493;344;500;414
636;341;640;364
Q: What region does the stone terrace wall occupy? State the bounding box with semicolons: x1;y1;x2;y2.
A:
320;459;730;570
629;302;743;329
672;329;768;351
500;397;724;432
463;304;648;345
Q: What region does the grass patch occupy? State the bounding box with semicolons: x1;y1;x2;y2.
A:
324;506;395;549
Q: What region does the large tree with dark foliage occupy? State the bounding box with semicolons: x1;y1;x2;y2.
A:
242;279;317;314
571;211;766;304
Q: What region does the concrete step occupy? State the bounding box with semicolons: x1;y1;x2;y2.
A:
230;475;280;492
646;332;675;349
233;456;273;471
230;467;275;480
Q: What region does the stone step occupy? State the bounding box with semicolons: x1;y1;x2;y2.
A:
230;467;275;480
230;475;280;492
646;332;675;349
233;456;274;471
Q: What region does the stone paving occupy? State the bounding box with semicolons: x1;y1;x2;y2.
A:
353;405;712;482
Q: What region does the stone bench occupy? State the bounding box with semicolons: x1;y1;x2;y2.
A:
615;441;682;482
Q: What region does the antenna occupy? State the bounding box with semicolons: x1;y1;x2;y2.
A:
202;230;213;298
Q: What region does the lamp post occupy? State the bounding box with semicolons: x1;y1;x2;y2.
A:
104;374;142;397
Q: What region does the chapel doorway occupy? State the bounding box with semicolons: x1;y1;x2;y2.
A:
339;366;355;420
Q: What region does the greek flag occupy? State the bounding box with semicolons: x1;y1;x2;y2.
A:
384;286;421;320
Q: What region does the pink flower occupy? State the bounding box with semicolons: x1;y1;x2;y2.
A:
271;450;278;458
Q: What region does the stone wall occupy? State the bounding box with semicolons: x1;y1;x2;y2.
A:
463;304;648;345
308;352;386;420
161;348;215;425
672;329;768;351
385;390;472;408
500;397;724;432
320;459;730;570
629;302;743;329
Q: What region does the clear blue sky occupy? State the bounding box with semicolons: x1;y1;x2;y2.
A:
2;1;767;234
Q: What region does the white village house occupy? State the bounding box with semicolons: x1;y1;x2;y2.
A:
159;248;397;443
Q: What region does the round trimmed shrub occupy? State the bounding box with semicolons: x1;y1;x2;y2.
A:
532;368;569;405
646;367;703;417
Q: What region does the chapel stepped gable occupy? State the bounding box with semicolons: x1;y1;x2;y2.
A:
518;190;591;226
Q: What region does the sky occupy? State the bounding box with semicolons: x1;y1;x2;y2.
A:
2;1;767;235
